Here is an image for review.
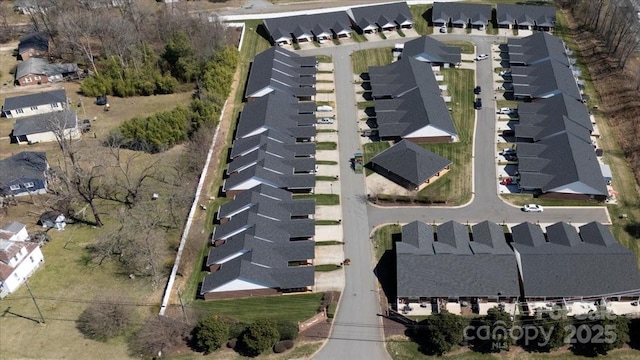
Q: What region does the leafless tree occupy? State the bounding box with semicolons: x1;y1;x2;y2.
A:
129;315;191;357
76;295;134;341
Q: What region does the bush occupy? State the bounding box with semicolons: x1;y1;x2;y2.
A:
193;315;230;353
327;303;338;319
276;320;298;341
129;316;191;357
241;319;280;356
76;299;133;341
227;338;237;349
273;339;294;353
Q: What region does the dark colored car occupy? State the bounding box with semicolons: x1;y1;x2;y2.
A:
473;86;481;95
96;95;108;106
474;98;482;110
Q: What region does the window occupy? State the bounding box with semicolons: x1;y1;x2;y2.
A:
24;182;34;188
24;77;32;83
9;184;20;191
30;106;38;110
52;103;59;108
34;76;41;81
30;256;34;263
16;109;24;114
14;273;19;278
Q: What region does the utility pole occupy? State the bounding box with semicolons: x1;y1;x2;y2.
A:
178;291;188;324
24;280;45;324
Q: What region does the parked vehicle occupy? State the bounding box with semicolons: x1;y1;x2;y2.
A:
439;26;447;33
522;204;544;213
96;95;108;106
474;98;482;110
317;117;334;124
501;148;516;155
498;107;515;115
500;177;514;185
475;54;489;61
473;86;481;95
317;105;333;112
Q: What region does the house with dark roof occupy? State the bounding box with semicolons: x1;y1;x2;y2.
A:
431;2;492;29
516;131;607;200
222;162;315;197
15;58;78;86
347;2;413;34
18;32;49;61
514;113;592;143
511;222;640;305
12;110;80;145
263;11;352;45
245;47;316;100
516;94;592;136
507;32;569;66
235;92;316;142
368;139;451;190
0;152;49;197
396;220;519;315
369;57;457;143
400;36;461;67
0;239;44;299
510;59;581;100
2;89;67;119
497;4;556;31
230;131;315;160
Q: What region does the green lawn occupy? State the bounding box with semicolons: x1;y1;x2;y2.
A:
410;5;432;35
352;47;394;74
363;141;391;176
315;264;341;272
441;41;474;54
417;68;474;204
294;194;340;205
316;160;338;165
316;175;338;181
372;224;401;260
316;141;337;150
189;293;324;323
315;220;341;225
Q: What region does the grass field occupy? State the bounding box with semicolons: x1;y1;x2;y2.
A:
294;194;340;206
352;47;394;74
316;142;337;150
363;141;391;176
189;293;323;324
442;41;475;54
372;224;401;260
410;5;433;35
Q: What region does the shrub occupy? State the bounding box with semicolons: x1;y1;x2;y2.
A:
273;340;294;353
276;320;298;340
241;319;280;356
227;338;237;349
76;299;133;341
327;303;338;319
129;316;191;357
193;315;230;353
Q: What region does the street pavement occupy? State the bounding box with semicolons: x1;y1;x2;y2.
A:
299;33;611;359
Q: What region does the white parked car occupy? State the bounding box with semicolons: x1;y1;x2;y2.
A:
522;204;544;213
317;117;334;124
475;54;489;61
498;107;515;115
317;105;333;112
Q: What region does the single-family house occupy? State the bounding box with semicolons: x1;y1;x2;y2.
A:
368;139;451;191
0;222;29;242
0;152;49;197
230;131;316;160
0;239;44;298
496;4;556;31
39;211;66;230
511;222;640;310
510;59;581;100
245;47;316;100
12;110;80;145
400;36;461;67
15;58;79;86
18;32;49;60
516;94;592;134
347;2;413;34
369;57;458;143
431;2;492;29
264;11;353;45
2;89;67;118
396;220;519;315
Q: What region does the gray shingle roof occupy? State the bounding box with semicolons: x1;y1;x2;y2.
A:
470;221;512;254
245;47;316;99
511;59;581;100
515;114;591;141
512;222;640;298
218;184;314;220
431;2;492;26
401;36;461;65
517;131;607;196
201;252;314;294
0;151;47;194
396;220;520;298
223;164;316;193
369;139;451;189
13;110;77;137
348;2;413;31
370;58;457;139
18;32;48;54
497;4;556;27
263;11;352;43
517;94;592;133
3;89;67;112
207;233;314;267
236;92;316;140
508;32;569;66
16;58;78;79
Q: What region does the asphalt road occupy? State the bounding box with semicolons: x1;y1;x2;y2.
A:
299;34;611;359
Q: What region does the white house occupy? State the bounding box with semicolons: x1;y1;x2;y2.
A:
12;110;80;145
2;89;67;119
0;222;29;242
0;239;44;298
